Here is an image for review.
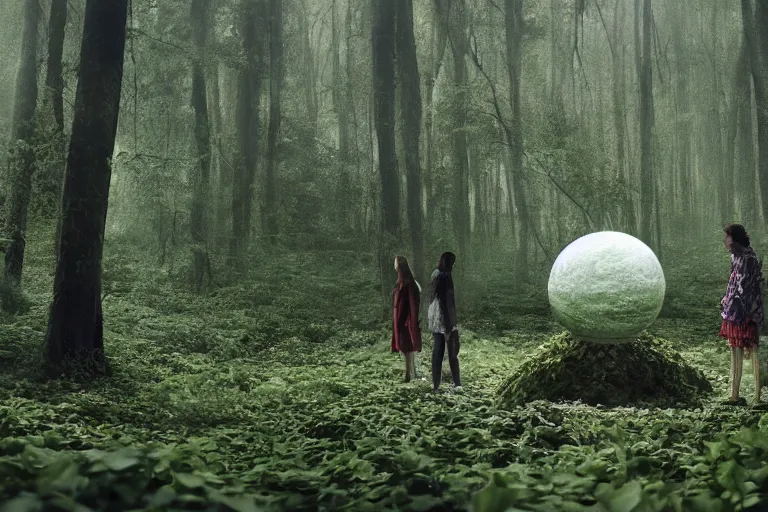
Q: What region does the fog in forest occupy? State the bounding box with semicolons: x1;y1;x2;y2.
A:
1;0;768;510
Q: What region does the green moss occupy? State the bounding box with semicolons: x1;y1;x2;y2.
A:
497;331;713;408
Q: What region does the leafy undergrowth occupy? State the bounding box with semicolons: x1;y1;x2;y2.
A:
498;332;713;408
0;227;767;510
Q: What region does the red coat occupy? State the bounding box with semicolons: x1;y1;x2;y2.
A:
392;279;421;353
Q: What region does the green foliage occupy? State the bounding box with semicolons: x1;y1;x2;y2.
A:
497;332;713;408
0;230;766;510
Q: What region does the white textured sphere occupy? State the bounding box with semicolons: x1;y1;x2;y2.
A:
547;231;665;342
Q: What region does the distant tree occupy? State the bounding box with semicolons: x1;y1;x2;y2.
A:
4;0;40;287
395;0;425;282
190;0;212;292
264;0;283;237
372;0;399;298
44;0;129;373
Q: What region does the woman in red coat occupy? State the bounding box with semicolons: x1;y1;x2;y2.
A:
392;256;422;382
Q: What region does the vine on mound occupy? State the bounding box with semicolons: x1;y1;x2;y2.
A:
497;332;713;407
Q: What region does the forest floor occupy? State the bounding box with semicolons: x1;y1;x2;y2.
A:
0;224;767;511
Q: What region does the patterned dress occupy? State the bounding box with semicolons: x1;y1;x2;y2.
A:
719;246;764;349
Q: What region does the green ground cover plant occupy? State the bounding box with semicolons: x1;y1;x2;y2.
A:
0;226;766;511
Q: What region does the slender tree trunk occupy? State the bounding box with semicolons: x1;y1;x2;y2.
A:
190;0;211;292
264;0;282;237
447;0;470;263
47;0;68;255
230;0;262;268
372;0;399;300
44;0;129;372
4;0;40;287
742;0;768;224
638;0;654;250
332;0;351;230
425;1;448;228
671;3;692;228
395;0;424;282
735;40;758;225
505;0;529;279
300;0;318;139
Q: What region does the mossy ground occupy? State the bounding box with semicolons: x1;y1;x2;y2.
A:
0;224;767;511
497;332;713;408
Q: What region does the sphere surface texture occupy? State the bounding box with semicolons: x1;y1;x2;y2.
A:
547;231;665;342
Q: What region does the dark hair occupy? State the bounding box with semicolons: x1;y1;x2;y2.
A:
395;255;414;285
437;252;456;272
724;223;750;247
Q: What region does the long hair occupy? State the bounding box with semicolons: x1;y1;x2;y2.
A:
431;251;456;330
437;252;456;272
724;223;750;248
395;255;414;286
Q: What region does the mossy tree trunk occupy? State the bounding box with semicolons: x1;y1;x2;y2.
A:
395;0;425;284
372;0;399;308
4;0;40;288
47;0;67;256
190;0;212;292
264;0;283;238
230;0;263;270
505;0;529;280
44;0;129;373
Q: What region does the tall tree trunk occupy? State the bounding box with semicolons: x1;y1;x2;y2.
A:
671;2;692;228
4;0;40;287
638;0;654;250
47;0;68;255
505;0;529;279
395;0;424;282
735;40;758;225
372;0;399;300
708;0;728;225
332;0;351;230
264;0;282;237
46;0;67;134
447;0;470;263
300;0;318;139
44;0;129;372
230;0;262;268
190;0;211;292
741;0;768;225
425;1;448;227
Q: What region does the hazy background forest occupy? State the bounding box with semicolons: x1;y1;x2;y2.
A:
1;0;768;510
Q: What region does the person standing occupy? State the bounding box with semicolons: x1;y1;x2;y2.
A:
392;256;421;382
720;223;764;405
429;252;461;392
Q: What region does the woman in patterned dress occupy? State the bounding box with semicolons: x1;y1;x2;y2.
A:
720;223;764;405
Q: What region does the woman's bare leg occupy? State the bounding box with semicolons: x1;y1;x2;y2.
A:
753;347;761;402
731;346;743;400
404;352;413;382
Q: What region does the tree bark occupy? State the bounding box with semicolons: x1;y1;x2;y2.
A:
742;0;768;225
4;0;40;287
395;0;424;282
638;0;655;250
372;0;399;298
300;0;318;139
332;0;351;230
230;0;262;268
447;0;470;263
44;0;129;372
47;0;68;255
505;0;529;279
190;0;211;292
264;0;282;237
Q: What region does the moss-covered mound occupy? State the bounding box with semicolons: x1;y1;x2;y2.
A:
497;331;712;408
